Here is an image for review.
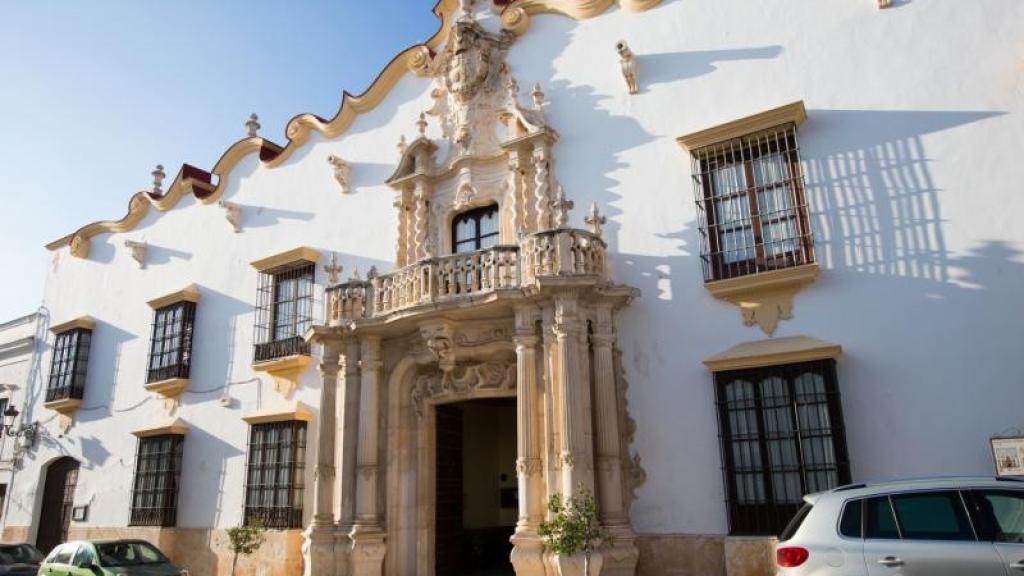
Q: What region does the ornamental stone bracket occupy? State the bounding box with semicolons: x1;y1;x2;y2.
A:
705;263;820;336
252;354;314;399
144;377;190;415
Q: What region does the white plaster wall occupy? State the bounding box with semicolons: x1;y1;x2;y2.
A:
0;313;40;532
11;0;1024;542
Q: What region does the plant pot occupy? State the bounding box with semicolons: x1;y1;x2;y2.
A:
550;550;603;576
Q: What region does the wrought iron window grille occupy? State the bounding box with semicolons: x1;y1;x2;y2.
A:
691;124;815;282
46;328;92;403
147;301;196;383
254;262;315;362
714;359;850;536
129;434;184;527
243;421;307;529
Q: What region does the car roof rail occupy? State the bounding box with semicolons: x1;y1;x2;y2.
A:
832;483;867;492
996;476;1024;483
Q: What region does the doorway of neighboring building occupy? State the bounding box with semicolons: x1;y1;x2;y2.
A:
435;398;517;576
36;457;79;554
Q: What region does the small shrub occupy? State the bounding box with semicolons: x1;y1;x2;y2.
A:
538;485;608;575
226;519;266;576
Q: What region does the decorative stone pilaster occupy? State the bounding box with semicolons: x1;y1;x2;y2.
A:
533;143;552;231
511;306;546;576
553;294;595;497
304;340;342;576
350;336;385;576
591;304;639;576
507;151;526;238
413;183;429;261
335;338;362;576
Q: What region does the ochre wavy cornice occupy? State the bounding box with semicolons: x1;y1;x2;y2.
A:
48;0;661;258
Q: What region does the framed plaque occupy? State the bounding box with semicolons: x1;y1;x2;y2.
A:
72;505;88;522
991;436;1024;476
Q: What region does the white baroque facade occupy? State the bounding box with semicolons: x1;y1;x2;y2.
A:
6;1;1024;575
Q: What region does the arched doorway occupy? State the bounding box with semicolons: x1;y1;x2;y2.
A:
36;457;79;554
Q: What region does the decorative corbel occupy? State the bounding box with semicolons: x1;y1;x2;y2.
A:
420;321;456;373
616;41;639;94
327;155;351;194
218;200;242;232
124;240;147;269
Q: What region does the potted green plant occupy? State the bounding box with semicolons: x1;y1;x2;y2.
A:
538;486;609;576
226;518;266;576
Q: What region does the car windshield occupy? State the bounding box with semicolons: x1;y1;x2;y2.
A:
95;542;168;567
0;544;43;564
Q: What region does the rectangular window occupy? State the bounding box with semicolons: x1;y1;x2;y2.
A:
46;328;92;403
970;490;1024;543
715;359;850;535
890;491;974;541
690;124;814;282
129;434;184;527
254;263;314;362
866;496;900;539
244;421;307;529
147;301;196;383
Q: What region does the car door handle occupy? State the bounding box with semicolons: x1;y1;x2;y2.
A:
877;556;905;567
1009;560;1024;571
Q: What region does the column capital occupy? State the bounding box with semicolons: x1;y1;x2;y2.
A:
590;332;615;348
514;334;539;349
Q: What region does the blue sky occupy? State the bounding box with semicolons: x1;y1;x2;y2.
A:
0;1;438;321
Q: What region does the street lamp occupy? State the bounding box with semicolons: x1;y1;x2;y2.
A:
2;405;18;432
1;405;37;451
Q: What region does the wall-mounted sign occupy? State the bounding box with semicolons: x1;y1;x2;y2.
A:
72;505;88;522
991;436;1024;476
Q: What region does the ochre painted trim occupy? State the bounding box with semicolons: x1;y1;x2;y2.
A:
250;247;320;272
132;418;189;437
252;354;314;398
43;398;82;415
242;401;313;425
704;335;842;372
705;263;820;336
49;316;95;335
676;101;807;151
147;284;201;309
47;0;661;259
144;378;191;399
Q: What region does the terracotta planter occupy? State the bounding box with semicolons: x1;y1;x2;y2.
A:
550;550;604;576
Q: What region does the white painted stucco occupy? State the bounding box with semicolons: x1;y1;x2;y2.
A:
8;0;1024;543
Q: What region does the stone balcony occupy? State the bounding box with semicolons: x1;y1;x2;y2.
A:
326;227;607;325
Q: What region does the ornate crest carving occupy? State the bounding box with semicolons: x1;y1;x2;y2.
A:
411;359;516;416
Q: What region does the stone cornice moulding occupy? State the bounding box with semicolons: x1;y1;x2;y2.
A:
676;100;807;151
46;0;658;260
242;401;314;425
147;284;201;310
703;335;842;372
705;263;819;335
131;418;190;438
250;247;321;273
49;316;96;335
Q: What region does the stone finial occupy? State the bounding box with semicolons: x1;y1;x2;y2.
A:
218;200;242;233
124;240;147;269
349;266;361;281
531;83;545;110
398;135;408;154
585;202;607;237
327;155;351;194
151;164;166;195
460;0;474;19
507;77;521;105
877;0;892;7
246;113;261;138
616;40;639;94
416;112;428;137
324;252;343;285
367;265;378;279
550;185;574;228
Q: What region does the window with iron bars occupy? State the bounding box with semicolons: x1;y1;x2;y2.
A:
715;359;849;536
129;434;184;527
46;328;92;403
254;262;314;362
147;301;196;383
244;421;306;529
691;124;814;282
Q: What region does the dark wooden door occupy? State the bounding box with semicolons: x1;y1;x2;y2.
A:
435;404;464;576
37;457;79;554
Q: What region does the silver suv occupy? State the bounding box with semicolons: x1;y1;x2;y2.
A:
776;476;1024;575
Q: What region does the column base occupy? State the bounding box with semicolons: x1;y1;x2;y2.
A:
601;525;639;576
545;550;604;576
510;529;546;576
303;524;337;576
334;530;353;576
349;526;386;576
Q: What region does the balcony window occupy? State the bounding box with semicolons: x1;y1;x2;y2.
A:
147;301;195;383
47;327;92;403
129;434;184;527
244;420;306;529
452;204;499;254
254;262;314;362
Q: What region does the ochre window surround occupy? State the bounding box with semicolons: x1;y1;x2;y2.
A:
243;420;307;529
145;287;200;406
678;102;819;336
45;316;94;416
129;433;184;528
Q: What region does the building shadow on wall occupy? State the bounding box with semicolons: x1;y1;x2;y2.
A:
75;321;136;422
640;46;783;92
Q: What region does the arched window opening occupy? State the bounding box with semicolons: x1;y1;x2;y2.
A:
452;204;499;254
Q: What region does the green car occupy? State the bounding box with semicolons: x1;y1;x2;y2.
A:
40;540;186;576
